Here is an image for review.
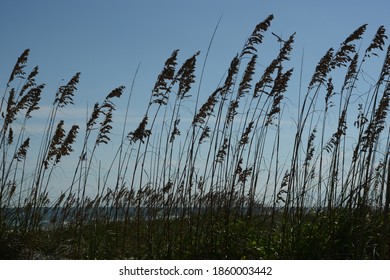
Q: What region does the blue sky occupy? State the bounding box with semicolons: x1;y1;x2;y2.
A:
2;0;389;111
1;0;390;197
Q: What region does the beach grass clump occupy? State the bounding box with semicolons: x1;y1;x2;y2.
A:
1;15;390;259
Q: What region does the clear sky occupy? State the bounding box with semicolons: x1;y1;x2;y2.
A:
1;0;389;110
1;0;390;197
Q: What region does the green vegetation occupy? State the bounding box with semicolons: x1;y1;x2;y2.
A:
1;15;390;259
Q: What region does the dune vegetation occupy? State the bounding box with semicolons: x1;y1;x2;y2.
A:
1;15;390;259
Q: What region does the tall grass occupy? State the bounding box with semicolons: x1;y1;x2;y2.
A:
1;15;390;259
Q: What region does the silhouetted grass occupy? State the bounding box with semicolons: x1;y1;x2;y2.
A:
1;15;390;259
